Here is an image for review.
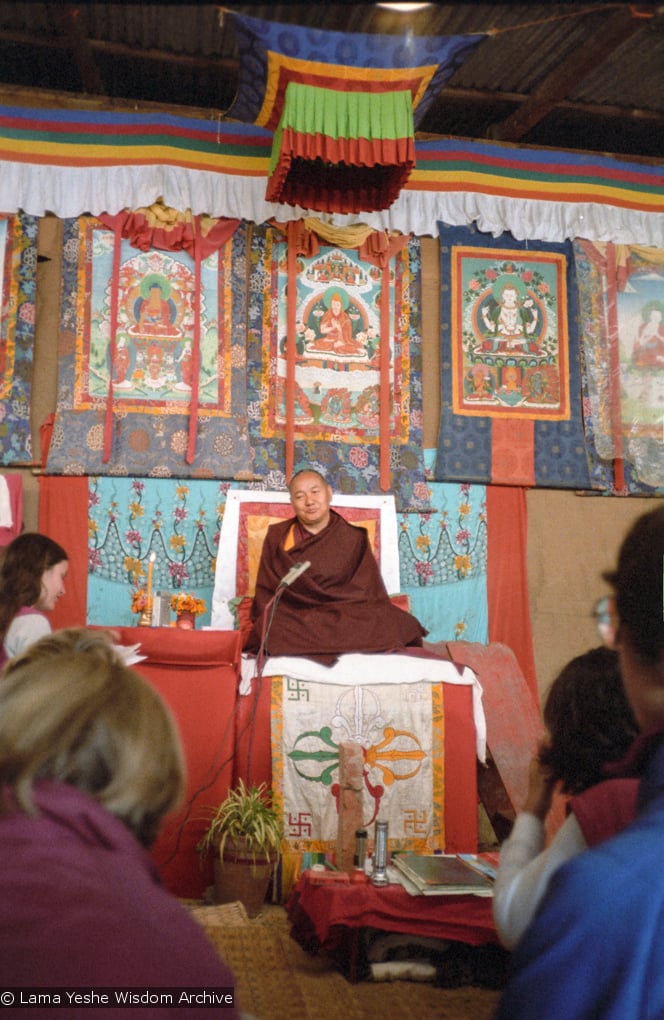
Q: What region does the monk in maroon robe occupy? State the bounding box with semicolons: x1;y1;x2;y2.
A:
244;469;426;666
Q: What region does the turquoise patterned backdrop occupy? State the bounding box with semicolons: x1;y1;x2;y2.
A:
87;461;488;642
397;453;488;644
87;476;230;627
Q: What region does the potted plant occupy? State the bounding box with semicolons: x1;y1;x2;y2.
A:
197;779;283;917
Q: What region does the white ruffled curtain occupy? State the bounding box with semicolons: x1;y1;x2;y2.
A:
1;159;662;246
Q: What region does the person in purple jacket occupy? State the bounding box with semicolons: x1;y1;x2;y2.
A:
495;504;664;1020
0;628;239;1019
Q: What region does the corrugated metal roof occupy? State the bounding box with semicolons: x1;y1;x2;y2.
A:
0;2;661;159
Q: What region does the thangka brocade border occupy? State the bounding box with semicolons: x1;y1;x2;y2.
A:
246;225;429;510
435;223;591;490
573;240;663;495
0;212;38;464
450;245;570;421
45;217;251;478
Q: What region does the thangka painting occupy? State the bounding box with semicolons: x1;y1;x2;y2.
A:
574;240;663;495
435;224;590;489
46;217;251;477
87;476;231;627
0;213;38;464
246;226;429;511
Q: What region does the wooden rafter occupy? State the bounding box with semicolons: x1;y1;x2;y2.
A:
487;5;656;142
56;5;105;96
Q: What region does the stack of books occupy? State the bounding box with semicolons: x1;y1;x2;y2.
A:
392;853;496;897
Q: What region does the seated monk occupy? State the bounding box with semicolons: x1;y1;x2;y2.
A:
244;469;426;666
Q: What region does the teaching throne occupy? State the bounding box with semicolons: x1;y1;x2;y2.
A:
211;490;484;886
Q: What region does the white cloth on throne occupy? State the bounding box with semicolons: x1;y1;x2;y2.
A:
240;650;486;762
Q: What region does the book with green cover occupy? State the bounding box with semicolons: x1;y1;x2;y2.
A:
392;853;494;896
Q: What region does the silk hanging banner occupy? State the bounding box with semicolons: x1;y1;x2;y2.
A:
225;12;484;131
435;223;590;490
246;224;429;510
271;677;446;860
45;216;251;478
0;212;38;465
574;240;664;495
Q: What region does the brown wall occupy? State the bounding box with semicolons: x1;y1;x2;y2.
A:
19;226;653;708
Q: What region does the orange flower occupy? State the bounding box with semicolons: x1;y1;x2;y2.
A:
130;588;149;613
170;592;206;616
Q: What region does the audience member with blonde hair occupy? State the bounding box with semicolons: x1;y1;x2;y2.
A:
0;628;239;1017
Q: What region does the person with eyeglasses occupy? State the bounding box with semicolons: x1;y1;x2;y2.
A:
495;505;664;1020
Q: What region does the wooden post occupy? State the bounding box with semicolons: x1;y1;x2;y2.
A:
336;740;364;873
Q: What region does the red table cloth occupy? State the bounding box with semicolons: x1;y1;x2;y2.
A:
110;626;242;899
287;872;498;957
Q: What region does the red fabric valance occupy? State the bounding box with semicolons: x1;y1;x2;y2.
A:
266;133;415;214
267;83;415;215
99;207;240;259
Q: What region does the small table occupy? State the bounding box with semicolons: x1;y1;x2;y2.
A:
286;872;499;982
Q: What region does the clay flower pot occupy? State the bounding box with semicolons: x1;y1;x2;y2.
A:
197;780;283;918
213;837;274;918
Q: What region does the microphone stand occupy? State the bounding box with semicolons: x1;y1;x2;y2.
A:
249;560;310;786
255;586;285;682
254;560;310;680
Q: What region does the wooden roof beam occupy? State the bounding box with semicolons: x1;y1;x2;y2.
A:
0;27;237;75
57;5;105;97
433;85;664;126
487;5;656;142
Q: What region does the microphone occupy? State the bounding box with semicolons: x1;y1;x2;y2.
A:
277;560;311;588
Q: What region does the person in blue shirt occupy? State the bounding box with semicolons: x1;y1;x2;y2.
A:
495;504;664;1020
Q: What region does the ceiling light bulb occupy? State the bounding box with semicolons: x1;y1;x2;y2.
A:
376;3;434;12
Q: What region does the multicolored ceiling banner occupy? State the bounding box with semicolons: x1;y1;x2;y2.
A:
435;222;590;489
574;240;663;495
45;215;251;478
0;212;37;465
0;105;661;245
245;224;429;511
225;11;484;213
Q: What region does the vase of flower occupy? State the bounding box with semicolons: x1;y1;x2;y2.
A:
130;587;152;627
170;592;206;629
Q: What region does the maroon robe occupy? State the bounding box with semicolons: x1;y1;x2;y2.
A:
569;777;638;848
245;509;426;665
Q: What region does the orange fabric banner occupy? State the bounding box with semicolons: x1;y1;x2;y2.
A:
491;419;535;486
486;484;539;705
38;475;89;629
